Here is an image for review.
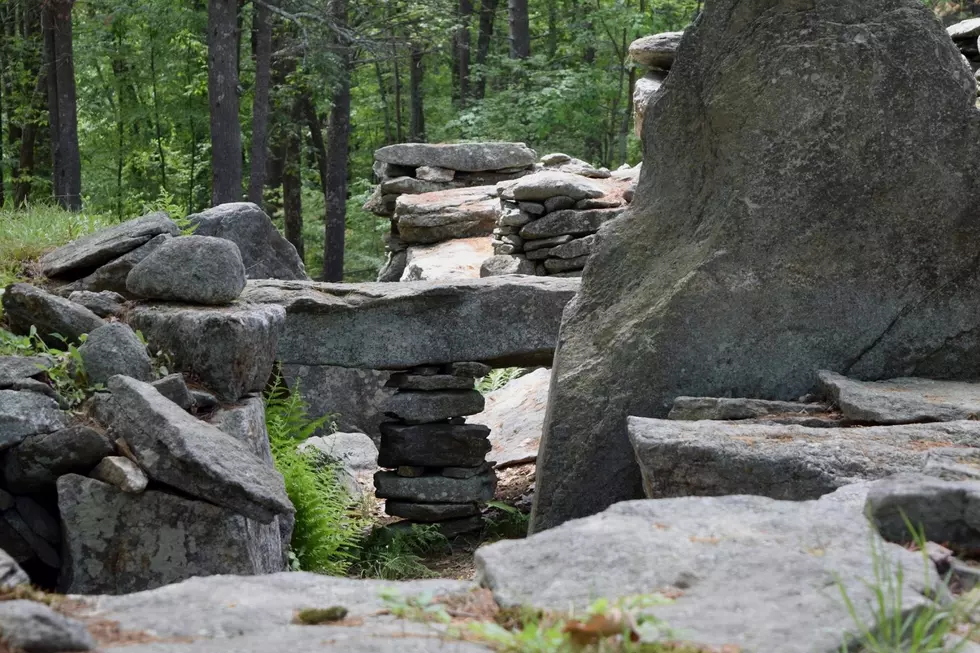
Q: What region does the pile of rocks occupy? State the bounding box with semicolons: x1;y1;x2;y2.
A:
949;17;980;77
481;162;639;278
375;363;496;535
628;31;681;137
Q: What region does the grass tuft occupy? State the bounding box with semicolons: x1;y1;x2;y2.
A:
354;524;449;580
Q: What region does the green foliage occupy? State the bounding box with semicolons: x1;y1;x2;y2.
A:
293;606;349;625
477;368;525;394
482;501;530;541
839;516;979;653
0;327;100;409
354;524;449;580
265;379;363;575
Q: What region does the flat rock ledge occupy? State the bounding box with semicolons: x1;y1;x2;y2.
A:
628;417;980;500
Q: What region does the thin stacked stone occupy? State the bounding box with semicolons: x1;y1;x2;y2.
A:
628;31;681;138
375;362;496;535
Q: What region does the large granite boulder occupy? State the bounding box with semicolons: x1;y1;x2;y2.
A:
375;142;536;172
3;425;114;493
531;0;980;532
401;237;494;281
628;31;683;70
395;187;500;245
818;371;980;424
103;376;292;523
479;488;936;653
187;203;308;281
126;236;247;305
39;211;178;279
128;303;284;402
242;277;578;369
0;391;66;450
2;283;105;346
58;475;284;595
77;323;153;386
472;367;550;467
59;234;172;297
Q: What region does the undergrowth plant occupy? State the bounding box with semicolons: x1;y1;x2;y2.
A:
354;524;449;580
483;501;530;541
265;378;364;575
0;326;98;409
477;368;525;394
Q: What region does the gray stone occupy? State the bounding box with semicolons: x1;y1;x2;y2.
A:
243;277;578;369
668;396;830;421
479;255;535;277
61;234;172;296
386;373;474;391
126;236;247;305
540;153;572;166
442;463;492;479
384;390;485;423
632;71;667;138
208;396;273;464
628;31;683;70
400;237;494;281
300;432;378;473
3;425;114;493
0;521;33;564
376;142;537;172
547;234;596;260
90;456;149;493
74;573;478;653
548;270;583;278
556;161;611;180
520;208;623;240
14;497;59;544
525;247;553;261
0;600;94;652
376;249;408;282
57;475;284;595
3;379;58;401
449;362;492;378
867;473;980;548
949;17;980;41
385;501;480;521
379;422;491;468
575;197;622;210
499;209;532;227
478;490;935;653
186;203;308;280
627;417;980;501
517;202;545;216
471;367;549;468
190;389;218;411
531;0;980;532
77;322;153;386
523;234;573;252
151;374;193;411
104;376;292;523
0;548;29;589
128;303;284;402
415;165;455;182
2;283;105;346
67;290;125;318
543;255;589;273
281;364;394;440
818;371;980;424
380;176;449;195
0;356;51;386
493;243;517;255
5;512;59;568
0;391;66;451
39;211;178;279
543;196;576;212
510;172;605;202
374;470;496;503
395;186;499;245
396;465;426;477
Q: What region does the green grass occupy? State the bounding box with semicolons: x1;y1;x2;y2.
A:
265;379;366;575
0;204;114;289
354;524;449;580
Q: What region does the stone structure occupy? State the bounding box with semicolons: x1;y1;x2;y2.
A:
531;0;980;532
628;31;680;137
949;17;980;75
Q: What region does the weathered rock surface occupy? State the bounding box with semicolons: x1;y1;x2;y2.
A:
668;396;829;421
867;473;980;549
0;548;29;589
104;376;292;523
627;417;980;500
243;277;578;369
0;391;66;450
90;456;149;493
949;17;980;42
39;211;178;279
479;490;936;653
379;422;491;468
128;303;284;402
281;364;394;439
520;208;623;240
480;255;535;277
76;574;481;652
3;425;114;493
384;390;485;423
472;368;549;468
77;323;153;386
632;71;667;138
374;470;496;503
67;290;125;318
0;356;51;387
0;599;94;652
2;284;104;346
531;0;980;532
385;500;480;521
58;475;284;595
150;374;193;412
509;172;604;202
375;142;536;172
186;203;308;280
300;432;378;473
386;373;474;391
208;396;273;464
401;237;494;280
14;497;59;545
818;371;980;424
61;234;171;296
395;187;499;245
628;31;683;70
126;236;247;305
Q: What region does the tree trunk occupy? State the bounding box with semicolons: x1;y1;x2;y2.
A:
207;0;242;205
302;97;328;199
392;42;403;142
281;98;303;262
149;38;167;191
507;0;530;59
456;0;473;106
373;62;393;144
247;0;272;204
408;43;425;143
474;0;497;99
42;4;59;202
43;0;81;211
13;71;44;207
323;0;351;282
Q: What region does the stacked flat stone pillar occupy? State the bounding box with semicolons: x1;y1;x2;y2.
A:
374;362;496;536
